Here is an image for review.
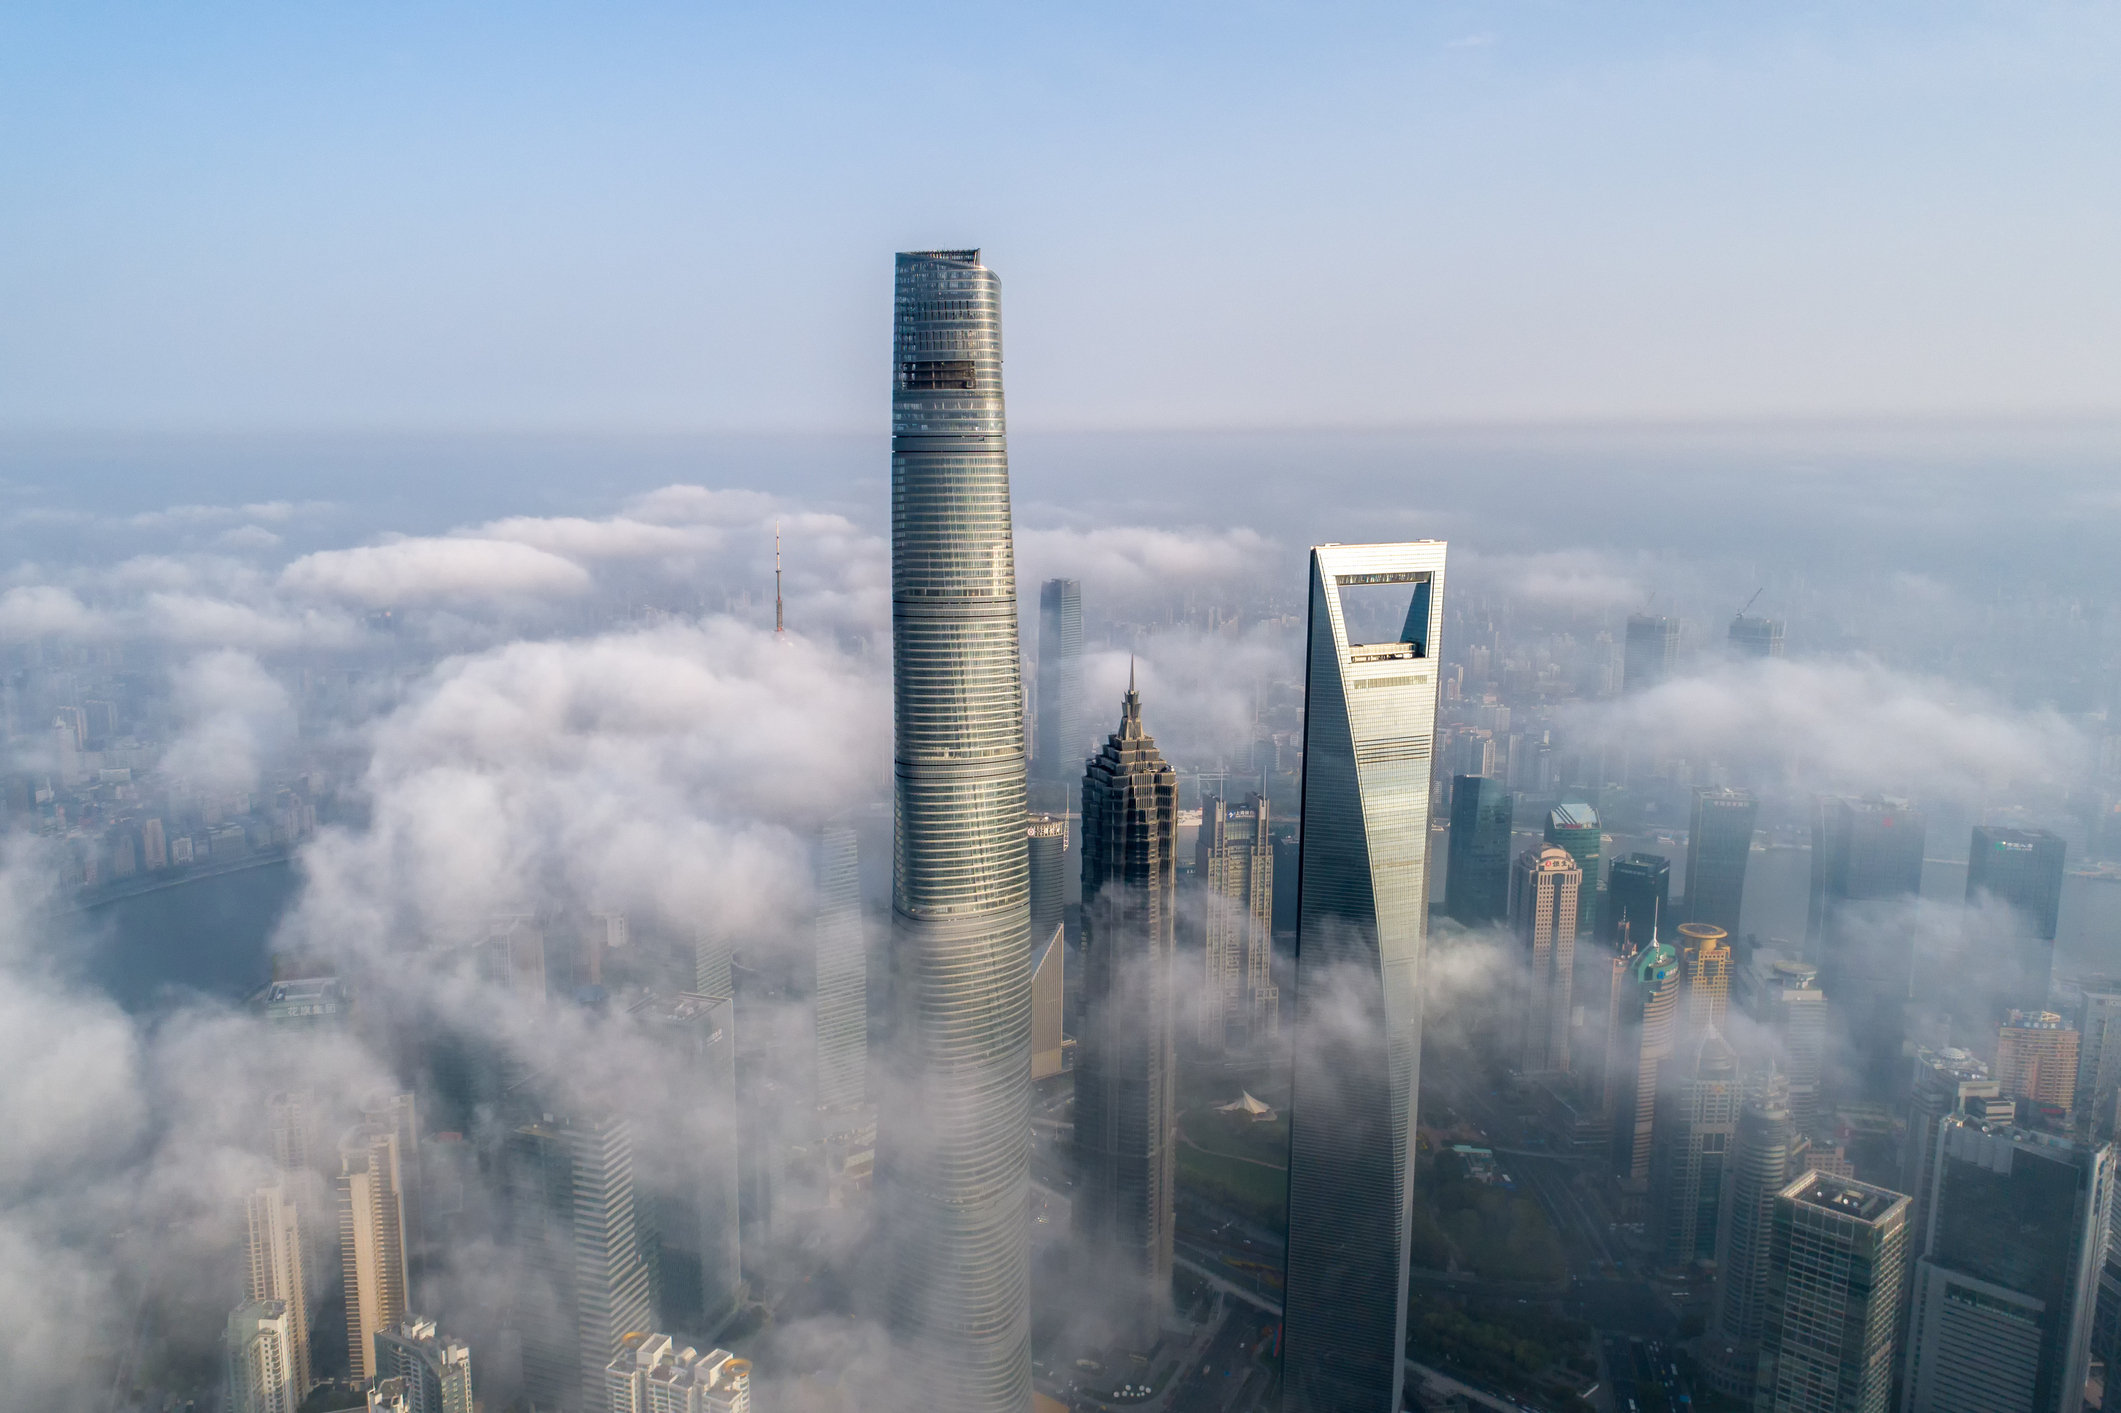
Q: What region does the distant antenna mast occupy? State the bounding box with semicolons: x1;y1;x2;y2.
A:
774;521;785;637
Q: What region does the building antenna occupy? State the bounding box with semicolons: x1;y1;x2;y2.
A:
774;521;785;638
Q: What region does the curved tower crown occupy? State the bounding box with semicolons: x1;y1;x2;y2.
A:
882;248;1032;1413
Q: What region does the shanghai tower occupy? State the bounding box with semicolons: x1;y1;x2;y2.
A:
880;249;1033;1413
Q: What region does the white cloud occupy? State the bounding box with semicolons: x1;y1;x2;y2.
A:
1016;525;1277;598
469;514;719;560
621;484;780;526
280;537;592;605
160;650;296;795
1455;548;1645;610
0;585;107;640
215;524;284;550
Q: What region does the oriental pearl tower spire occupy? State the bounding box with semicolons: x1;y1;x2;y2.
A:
878;249;1031;1413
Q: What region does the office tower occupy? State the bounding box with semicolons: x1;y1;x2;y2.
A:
266;1090;312;1174
1702;1073;1793;1400
1623;613;1679;694
606;1334;752;1413
1075;682;1178;1350
372;1317;474;1413
694;923;733;1001
1034;578;1084;786
1810;794;1928;1099
814;826;866;1116
338;1122;410;1383
882;248;1031;1413
479;916;547;1003
1198;793;1276;1050
1282;541;1445;1413
243;1181;310;1396
1676;922;1732;1038
1996;1009;2081;1123
1903;1047;2001;1251
143;816;166;869
1756;1173;1911;1413
1903;1114;2115;1412
1687;786;1758;938
226;1300;300;1413
1510;846;1581;1076
1651;1029;1739;1270
1969;826;2067;1017
1603;851;1670;947
631;993;744;1333
257;976;349;1029
1611;938;1680;1194
2070;979;2121;1142
1544;803;1601;934
1741;955;1828;1133
1031;921;1066;1080
1573;928;1641;1123
365;1094;421;1277
1026;814;1067;950
506;1111;655;1411
1445;775;1512;926
1729;615;1785;659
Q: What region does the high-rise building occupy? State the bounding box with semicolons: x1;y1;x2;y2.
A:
1686;787;1758;939
1755;1173;1911;1413
1075;682;1178;1350
1651;1028;1740;1270
630;992;744;1332
243;1180;310;1396
505;1111;656;1411
1728;615;1785;659
814;826;867;1117
1604;852;1670;948
1810;794;1928;1098
1510;846;1581;1076
1623;613;1679;694
1031;921;1066;1081
1903;1047;2002;1252
1026;814;1067;951
1996;1009;2081;1123
606;1333;751;1413
371;1317;474;1413
1903;1114;2115;1413
1701;1072;1793;1400
881;248;1031;1413
226;1300;300;1413
1281;540;1445;1413
266;1089;312;1174
1676;922;1732;1039
2069;978;2121;1142
1740;954;1828;1133
1445;775;1512;927
1034;578;1084;788
338;1120;411;1383
1611;939;1680;1196
1545;802;1602;936
1197;793;1276;1050
1969;826;2067;1018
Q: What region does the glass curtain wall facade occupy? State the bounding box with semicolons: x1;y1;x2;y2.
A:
1444;774;1511;926
1281;541;1445;1413
1035;579;1084;787
882;249;1032;1413
1686;787;1758;939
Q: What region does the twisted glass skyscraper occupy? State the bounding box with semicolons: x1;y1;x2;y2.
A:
881;249;1032;1413
1282;542;1445;1413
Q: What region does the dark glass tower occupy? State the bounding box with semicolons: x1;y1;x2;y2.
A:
1728;615;1785;658
1686;786;1758;939
1026;814;1067;950
1604;851;1671;947
1623;613;1678;693
1445;774;1512;925
1810;795;1927;1099
1904;1114;2114;1413
1968;825;2066;1017
1035;579;1084;787
1074;682;1178;1350
1282;542;1445;1413
881;249;1031;1413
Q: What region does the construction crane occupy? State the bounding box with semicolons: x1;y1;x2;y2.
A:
1735;587;1763;619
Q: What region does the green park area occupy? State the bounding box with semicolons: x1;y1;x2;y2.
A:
1405;1295;1597;1410
1175;1072;1291;1232
1409;1144;1568;1285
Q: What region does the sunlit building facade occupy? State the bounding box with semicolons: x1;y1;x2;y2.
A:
881;248;1031;1413
1281;541;1445;1413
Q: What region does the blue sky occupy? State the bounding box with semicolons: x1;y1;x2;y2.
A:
2;2;2116;431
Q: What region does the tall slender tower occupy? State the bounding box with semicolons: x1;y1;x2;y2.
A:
244;1180;311;1397
882;248;1031;1413
1075;680;1179;1350
1035;579;1084;788
1510;845;1580;1076
337;1122;409;1384
1756;1173;1911;1412
1281;541;1445;1413
1701;1071;1793;1400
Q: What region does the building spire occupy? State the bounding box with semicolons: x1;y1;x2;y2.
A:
774;520;785;637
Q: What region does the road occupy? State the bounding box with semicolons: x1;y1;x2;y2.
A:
1405;1359;1528;1413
